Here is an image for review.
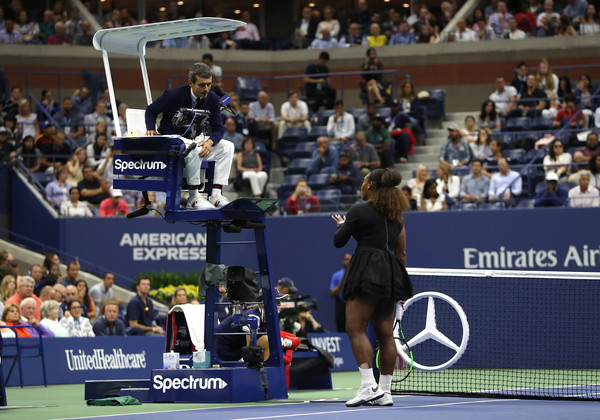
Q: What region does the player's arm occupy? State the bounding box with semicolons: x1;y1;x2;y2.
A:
395;226;407;266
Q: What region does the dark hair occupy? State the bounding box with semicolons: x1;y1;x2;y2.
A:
476;129;490;146
69;187;79;195
422;179;438;199
202;53;213;61
578;73;592;89
42;253;58;272
66;299;81;312
491;137;504;151
188;62;213;83
241;136;255;150
480;100;497;121
517;61;527;68
75;279;90;308
318;51;330;60
333;100;344;107
22;135;35;145
93;133;107;155
287;90;298;98
547;138;564;160
472;159;483;166
365;47;376;57
588;153;600;175
557;75;572;98
366;168;408;221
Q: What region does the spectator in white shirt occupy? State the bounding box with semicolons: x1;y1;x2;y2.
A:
489;76;518;116
488;157;522;204
454;18;478;42
326;100;356;143
568;170;600;207
278;91;311;139
504;17;526;39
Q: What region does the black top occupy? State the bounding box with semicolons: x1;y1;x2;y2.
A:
93;316;127;336
334;201;402;253
77;178;109;205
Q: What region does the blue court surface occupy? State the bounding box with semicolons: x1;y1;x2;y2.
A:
63;395;600;420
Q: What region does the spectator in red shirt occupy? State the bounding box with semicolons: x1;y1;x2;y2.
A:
553;94;584;128
285;179;321;215
99;188;129;217
47;22;70;45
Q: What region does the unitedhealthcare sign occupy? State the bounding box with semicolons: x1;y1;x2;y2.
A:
2;336;164;386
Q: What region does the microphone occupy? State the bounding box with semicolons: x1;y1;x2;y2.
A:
211;85;236;115
126;206;150;219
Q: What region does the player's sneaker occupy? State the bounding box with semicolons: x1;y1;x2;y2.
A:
366;392;393;406
345;385;384;407
209;193;230;209
186;196;214;210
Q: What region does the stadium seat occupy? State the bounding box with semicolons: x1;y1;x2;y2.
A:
253;142;271;173
307;126;329;142
527;148;547;163
307;173;330;190
312;109;335;126
278;127;308;160
292;142;316;159
32;172;55;187
316;188;341;204
531;116;553;131
517;198;535;208
348;108;366;123
505;117;531;132
375;107;391;120
233;77;262;102
280;126;308;142
0;325;47;387
286;158;312;175
504;148;527;164
416;90;446;121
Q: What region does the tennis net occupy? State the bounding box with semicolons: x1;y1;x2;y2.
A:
392;268;600;401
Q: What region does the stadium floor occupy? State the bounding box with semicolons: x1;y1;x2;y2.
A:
3;371;599;420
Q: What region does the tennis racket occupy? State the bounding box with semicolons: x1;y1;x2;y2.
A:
375;315;414;383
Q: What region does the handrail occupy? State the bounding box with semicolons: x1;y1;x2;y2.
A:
167;69;412;103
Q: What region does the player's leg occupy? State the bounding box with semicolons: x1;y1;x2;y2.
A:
345;295;384;407
368;298;396;406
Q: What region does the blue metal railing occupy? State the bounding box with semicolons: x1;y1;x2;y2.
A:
167;69;412;102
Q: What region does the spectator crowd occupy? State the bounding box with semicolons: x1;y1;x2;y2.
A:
2;0;597;51
0;251;170;338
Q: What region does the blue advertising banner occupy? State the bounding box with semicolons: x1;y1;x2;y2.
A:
2;336;164;387
307;333;357;372
150;367;287;403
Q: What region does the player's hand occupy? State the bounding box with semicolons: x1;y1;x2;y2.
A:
331;214;346;226
198;139;214;158
145;130;159;136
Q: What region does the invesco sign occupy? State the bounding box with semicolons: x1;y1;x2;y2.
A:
113;158;167;172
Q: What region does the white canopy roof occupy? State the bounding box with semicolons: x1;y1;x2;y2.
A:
93;17;243;56
92;18;244;137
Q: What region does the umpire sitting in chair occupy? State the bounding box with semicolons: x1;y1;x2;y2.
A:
144;62;234;210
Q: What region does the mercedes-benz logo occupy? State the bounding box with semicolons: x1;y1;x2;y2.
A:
395;291;469;372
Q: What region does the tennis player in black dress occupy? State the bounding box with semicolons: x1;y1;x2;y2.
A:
332;168;413;407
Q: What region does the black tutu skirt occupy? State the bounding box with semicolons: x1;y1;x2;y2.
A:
340;248;413;302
